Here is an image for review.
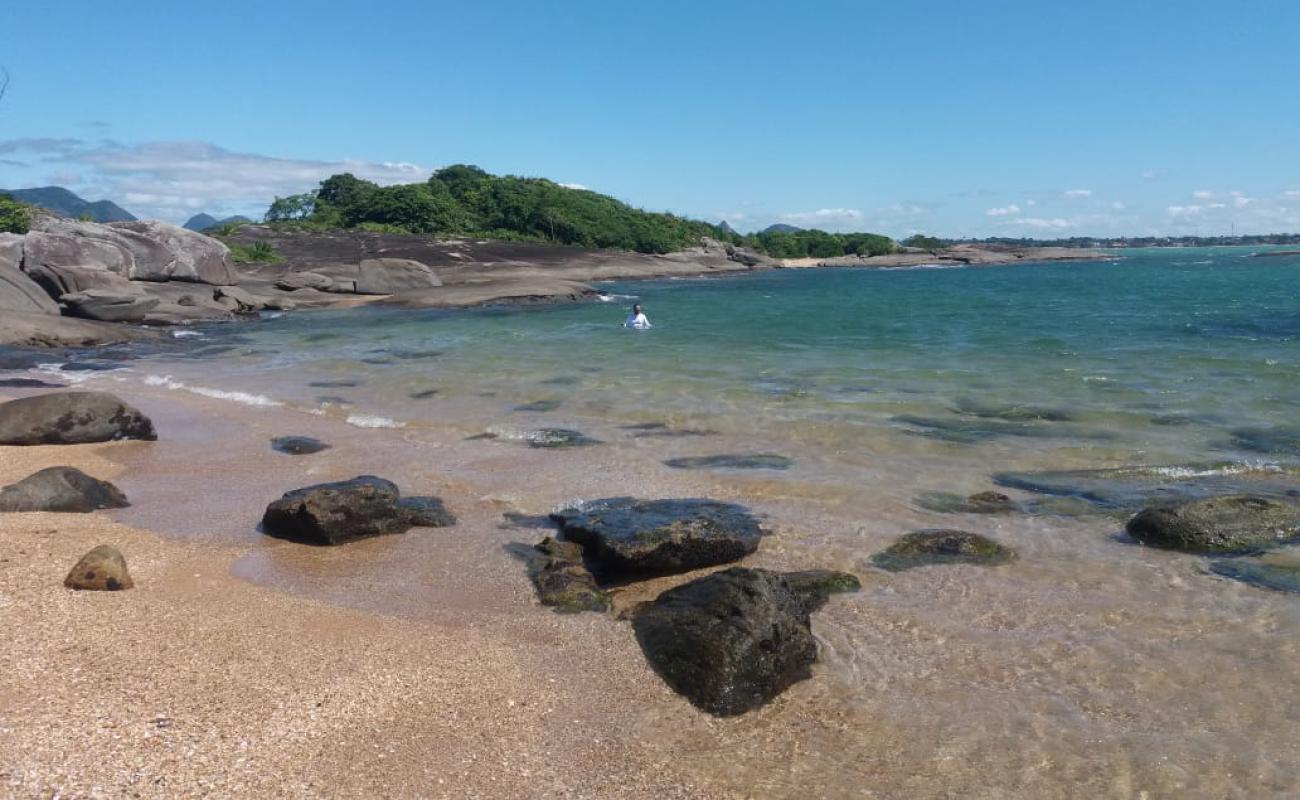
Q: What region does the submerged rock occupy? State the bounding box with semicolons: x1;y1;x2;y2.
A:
64;545;134;591
1228;426;1300;456
871;529;1016;572
0;378;64;388
633;567;856;716
663;454;793;471
914;490;1018;514
527;428;600;448
992;463;1300;510
409;388;439;399
892;414;1098;444
269;435;330;455
262;476;454;544
526;537;609;613
620;422;714;439
1125;495;1300;554
951;397;1075;422
0;391;156;445
1208;551;1300;594
551;497;763;578
513;399;562;413
0;467;129;512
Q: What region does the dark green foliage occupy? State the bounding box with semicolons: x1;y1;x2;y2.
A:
227;241;283;264
268;165;896;257
0;195;33;233
903;233;943;249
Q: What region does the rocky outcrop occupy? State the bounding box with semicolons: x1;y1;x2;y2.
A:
274;271;335;292
21;228;135;277
64;544;134;591
356;258;443;294
871;529;1017;572
0;466;129;512
109;220;236;285
0;310;157;348
550;497;763;578
261;476;455;544
23;261;137;297
0;237;60;315
1126;495;1300;554
61;289;160;323
632;567;857;716
0;391;157;445
527;537;610;613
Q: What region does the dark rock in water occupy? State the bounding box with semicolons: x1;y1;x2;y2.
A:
993;463;1300;510
781;569;862;604
527;537;609;613
0;378;63;388
633;567;856;716
0;466;129;512
663;454;793;471
465;432;498;441
621;422;715;438
409;389;439;399
1208;551;1300;594
551;497;763;578
360;357;393;365
500;512;557;531
59;361;123;372
871;529;1016;572
892;414;1101;444
952;397;1075;422
270;436;330;455
913;490;1018;514
528;428;600;448
513;399;562;413
262;476;412;545
1228;426;1300;456
1125;495;1300;554
541;375;580;386
64;544;133;591
391;349;444;360
316;395;351;405
308;380;360;388
0;391;156;445
398;496;457;528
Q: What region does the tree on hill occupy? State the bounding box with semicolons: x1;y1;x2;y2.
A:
903;233;943;250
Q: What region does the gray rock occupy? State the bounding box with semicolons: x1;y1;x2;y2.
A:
1;246;60;315
0;391;157;445
109;220;236;285
356;258;443;294
274;271;335;291
261;476;455;544
0;310;157;348
21;229;134;276
64;544;133;591
61;289;160;323
0;466;129;512
550;497;764;578
1126;495;1300;554
871;529;1017;572
23;262;137;297
633;567;856;716
214;285;265;312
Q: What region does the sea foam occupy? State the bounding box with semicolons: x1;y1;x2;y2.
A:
143;374;283;407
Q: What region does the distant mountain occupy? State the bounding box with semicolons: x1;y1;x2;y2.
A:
183;213;252;232
0;186;136;222
717;220;738;235
761;223;802;234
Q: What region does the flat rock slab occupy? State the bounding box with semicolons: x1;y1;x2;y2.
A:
64;544;134;591
993;463;1300;510
0;391;156;445
663;454;793;471
1208;551;1300;594
270;436;331;455
871;529;1016;572
527;537;609;613
632;567;857;716
551;497;763;578
0;466;129;512
1126;495;1300;554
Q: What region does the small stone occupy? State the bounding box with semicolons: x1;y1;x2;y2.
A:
270;436;330;455
64;545;133;591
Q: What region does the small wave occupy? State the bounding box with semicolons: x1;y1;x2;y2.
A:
143;374;283;407
171;330;204;339
878;262;965;271
346;414;403;429
597;293;639;303
1140;462;1286;479
33;364;102;384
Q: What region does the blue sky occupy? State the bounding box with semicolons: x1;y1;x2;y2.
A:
2;0;1298;236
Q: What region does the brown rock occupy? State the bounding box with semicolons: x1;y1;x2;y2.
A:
64;544;134;591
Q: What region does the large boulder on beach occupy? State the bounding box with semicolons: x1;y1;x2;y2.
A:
550;497;763;578
871;529;1016;572
1126;495;1300;554
108;220;236;285
61;289;160;323
261;476;455;544
356;258;442;294
0;240;60;315
632;567;857;716
0;391;157;445
0;466;129;512
21;228;135;277
64;544;133;591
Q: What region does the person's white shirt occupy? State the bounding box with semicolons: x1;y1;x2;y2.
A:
624;311;652;329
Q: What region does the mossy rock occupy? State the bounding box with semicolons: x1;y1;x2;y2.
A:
871;529;1016;572
1126;495;1300;554
527;537;609;613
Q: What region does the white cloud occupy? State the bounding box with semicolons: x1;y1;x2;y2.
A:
1207;203;1227;209
1010;217;1073;229
985;204;1020;217
1141;170;1161;181
559;182;589;191
1284;190;1300;198
1062;189;1092;198
0;138;430;222
1025;199;1037;207
1111;201;1126;210
1192;189;1215;199
1168;205;1203;217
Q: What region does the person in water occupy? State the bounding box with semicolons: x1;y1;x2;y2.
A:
624;303;652;330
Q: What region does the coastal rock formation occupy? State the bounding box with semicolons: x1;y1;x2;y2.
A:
663;454;793;471
0;310;158;348
24;261;138;297
632;567;858;716
1126;495;1300;554
551;497;763;578
61;289;160;323
0;391;157;445
0;235;60;315
526;537;610;613
0;466;129;513
356;258;443;294
871;529;1017;571
270;435;331;455
64;545;134;591
262;475;454;544
109;220;236;285
21;227;135;277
